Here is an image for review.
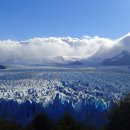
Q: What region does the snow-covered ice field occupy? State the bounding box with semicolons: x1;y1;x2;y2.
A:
0;65;130;127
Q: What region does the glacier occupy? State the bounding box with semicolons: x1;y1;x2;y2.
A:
0;65;130;128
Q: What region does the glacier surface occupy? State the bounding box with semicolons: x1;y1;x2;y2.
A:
0;65;130;128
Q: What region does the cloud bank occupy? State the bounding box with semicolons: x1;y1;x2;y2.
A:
0;33;130;64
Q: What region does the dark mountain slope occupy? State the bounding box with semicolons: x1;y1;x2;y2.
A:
103;51;130;66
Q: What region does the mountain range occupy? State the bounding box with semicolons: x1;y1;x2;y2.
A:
102;50;130;66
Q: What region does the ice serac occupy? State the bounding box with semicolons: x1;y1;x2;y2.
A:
0;65;129;128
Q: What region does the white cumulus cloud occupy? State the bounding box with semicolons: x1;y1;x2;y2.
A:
0;33;130;64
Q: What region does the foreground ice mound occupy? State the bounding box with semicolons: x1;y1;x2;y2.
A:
0;65;130;128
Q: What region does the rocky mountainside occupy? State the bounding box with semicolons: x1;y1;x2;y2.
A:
103;51;130;66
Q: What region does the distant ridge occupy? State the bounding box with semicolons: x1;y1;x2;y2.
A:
68;60;82;65
103;50;130;66
0;65;6;69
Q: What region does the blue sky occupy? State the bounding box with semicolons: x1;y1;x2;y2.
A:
0;0;130;40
